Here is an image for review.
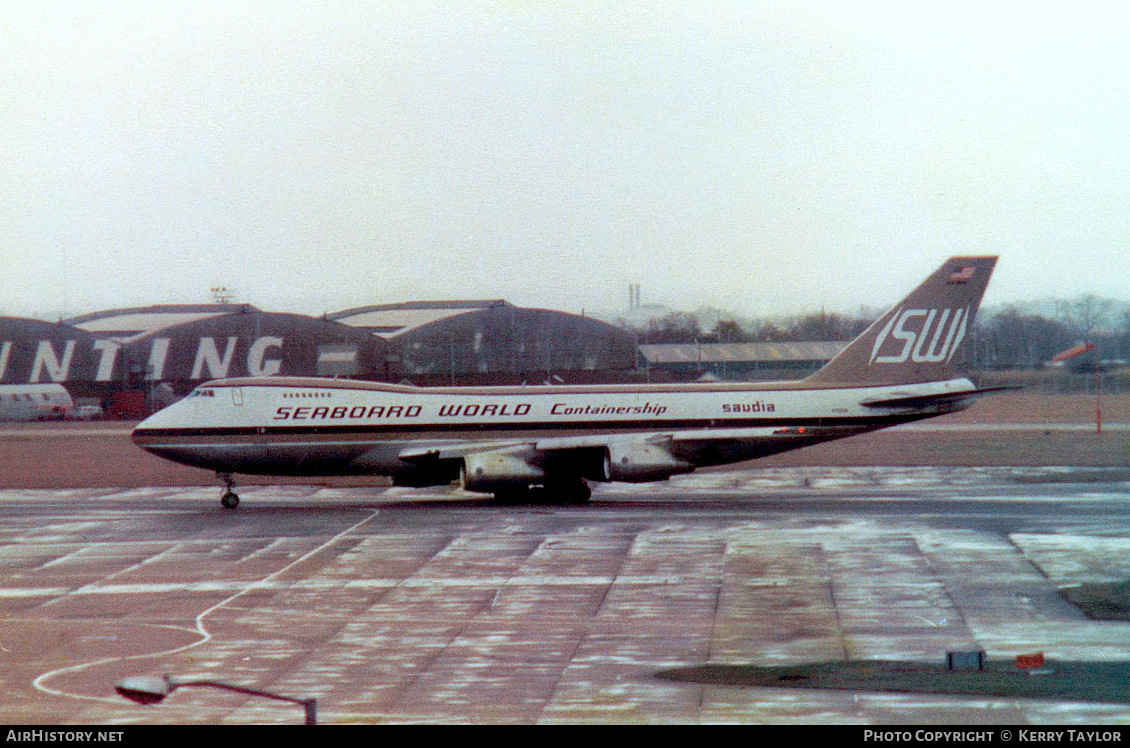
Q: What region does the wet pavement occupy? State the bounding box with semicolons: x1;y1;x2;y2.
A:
3;466;1130;724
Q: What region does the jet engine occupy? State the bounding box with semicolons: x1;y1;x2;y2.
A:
599;442;694;483
460;451;545;493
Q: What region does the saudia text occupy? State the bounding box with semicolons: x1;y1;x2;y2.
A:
722;401;776;413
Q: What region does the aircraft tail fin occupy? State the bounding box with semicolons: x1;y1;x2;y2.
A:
805;256;997;387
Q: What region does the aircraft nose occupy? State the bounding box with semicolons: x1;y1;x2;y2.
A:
131;406;175;448
130;418;156;449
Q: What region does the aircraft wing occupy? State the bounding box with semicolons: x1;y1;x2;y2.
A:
398;440;543;462
397;435;659;464
397;425;849;475
398;427;804;460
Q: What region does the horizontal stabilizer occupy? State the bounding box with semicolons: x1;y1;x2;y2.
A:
860;386;1020;410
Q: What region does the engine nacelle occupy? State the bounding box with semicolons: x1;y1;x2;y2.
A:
460;451;545;493
600;442;694;483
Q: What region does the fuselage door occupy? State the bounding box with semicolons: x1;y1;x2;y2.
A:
231;387;243;406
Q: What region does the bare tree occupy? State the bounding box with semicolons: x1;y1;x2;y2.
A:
1055;294;1114;338
980;307;1075;369
780;310;873;342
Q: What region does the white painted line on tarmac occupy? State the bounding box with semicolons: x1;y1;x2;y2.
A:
31;508;382;705
0;574;706;600
896;422;1128;431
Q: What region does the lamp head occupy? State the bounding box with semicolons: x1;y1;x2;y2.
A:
115;676;172;705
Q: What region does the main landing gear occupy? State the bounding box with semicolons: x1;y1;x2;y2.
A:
218;472;239;509
492;479;592;506
550;479;592;504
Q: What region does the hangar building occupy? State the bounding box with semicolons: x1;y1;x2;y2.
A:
0;317;102;386
3;299;636;413
329;300;637;385
67;305;389;391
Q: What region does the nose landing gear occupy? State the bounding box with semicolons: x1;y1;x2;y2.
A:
218;473;239;509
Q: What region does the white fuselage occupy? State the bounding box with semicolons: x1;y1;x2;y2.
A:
128;255;999;503
132;376;977;479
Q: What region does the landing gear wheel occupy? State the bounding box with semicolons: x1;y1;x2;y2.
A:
542;480;592;505
218;472;240;509
569;481;592;504
490;480;591;506
492;488;531;505
562;480;592;505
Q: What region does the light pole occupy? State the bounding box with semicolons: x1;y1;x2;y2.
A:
116;675;317;725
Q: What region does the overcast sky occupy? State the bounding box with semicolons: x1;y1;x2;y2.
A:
3;2;1129;323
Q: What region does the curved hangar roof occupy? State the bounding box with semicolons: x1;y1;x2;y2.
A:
64;305;388;384
329;300;637;375
66;304;254;343
328;300;514;338
5;300;636;386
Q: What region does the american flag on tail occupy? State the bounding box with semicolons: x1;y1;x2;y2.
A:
947;265;976;284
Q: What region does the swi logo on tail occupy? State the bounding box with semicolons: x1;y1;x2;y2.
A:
868;306;970;365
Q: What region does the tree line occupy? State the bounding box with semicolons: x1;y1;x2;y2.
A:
617;295;1130;371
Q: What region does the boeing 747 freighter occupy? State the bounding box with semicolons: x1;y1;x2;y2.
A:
133;256;1001;507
